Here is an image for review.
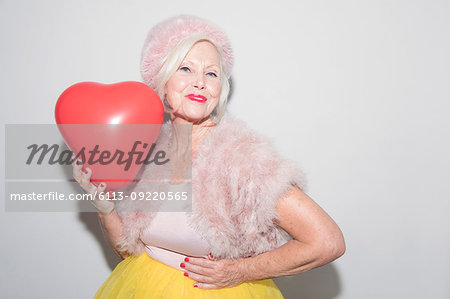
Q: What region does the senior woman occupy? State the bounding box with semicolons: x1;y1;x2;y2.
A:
73;15;345;298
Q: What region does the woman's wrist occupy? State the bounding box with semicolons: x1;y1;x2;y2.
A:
92;196;115;214
237;256;265;282
235;240;310;282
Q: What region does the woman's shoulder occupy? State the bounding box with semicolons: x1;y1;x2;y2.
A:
197;113;306;189
216;114;261;136
205;113;276;152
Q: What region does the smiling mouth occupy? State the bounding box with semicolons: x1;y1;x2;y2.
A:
186;94;207;103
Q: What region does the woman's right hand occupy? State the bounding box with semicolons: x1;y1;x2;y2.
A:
72;159;115;214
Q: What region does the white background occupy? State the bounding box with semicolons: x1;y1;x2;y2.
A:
1;0;449;298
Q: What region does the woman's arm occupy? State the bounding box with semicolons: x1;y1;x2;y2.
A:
72;159;128;259
183;185;345;288
240;186;345;278
97;210;129;260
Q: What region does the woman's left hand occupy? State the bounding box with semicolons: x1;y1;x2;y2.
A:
182;256;246;289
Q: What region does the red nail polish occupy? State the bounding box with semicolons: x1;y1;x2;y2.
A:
209;253;214;258
184;257;189;262
180;263;185;268
184;272;189;277
100;183;105;187
194;284;198;288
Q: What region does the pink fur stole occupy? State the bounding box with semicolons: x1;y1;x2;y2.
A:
116;114;306;258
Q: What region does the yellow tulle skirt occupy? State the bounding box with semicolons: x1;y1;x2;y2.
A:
94;253;284;298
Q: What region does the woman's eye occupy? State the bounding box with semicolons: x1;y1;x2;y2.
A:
206;72;218;77
179;66;190;72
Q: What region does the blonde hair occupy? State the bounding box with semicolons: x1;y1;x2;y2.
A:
155;34;231;123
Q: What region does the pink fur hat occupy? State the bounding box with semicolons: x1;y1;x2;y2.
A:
140;15;233;89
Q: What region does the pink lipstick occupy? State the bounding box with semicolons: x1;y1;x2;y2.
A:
186;94;207;103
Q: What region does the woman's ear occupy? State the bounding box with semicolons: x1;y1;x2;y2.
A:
162;93;172;111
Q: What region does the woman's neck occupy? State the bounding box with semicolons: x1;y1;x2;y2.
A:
168;116;215;183
171;116;215;153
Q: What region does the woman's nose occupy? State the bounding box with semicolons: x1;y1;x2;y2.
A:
193;74;206;89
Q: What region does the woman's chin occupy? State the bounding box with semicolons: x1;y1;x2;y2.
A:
172;111;211;124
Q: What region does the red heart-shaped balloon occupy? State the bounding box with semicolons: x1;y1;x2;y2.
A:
55;81;164;190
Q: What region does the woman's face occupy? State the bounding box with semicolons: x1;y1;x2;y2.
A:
164;41;222;124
